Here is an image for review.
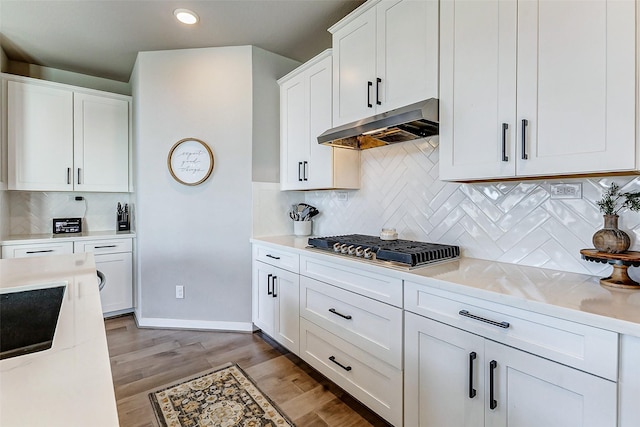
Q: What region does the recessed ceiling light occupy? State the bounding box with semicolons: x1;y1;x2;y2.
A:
174;8;199;25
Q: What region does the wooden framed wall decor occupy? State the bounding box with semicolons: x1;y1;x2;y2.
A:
167;138;214;185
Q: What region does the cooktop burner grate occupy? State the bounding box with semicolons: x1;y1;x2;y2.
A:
307;234;460;267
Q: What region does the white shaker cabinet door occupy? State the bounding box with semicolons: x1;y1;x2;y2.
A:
280;77;308;190
306;55;334;189
439;0;517;181
332;5;377;126
485;340;617;427
8;80;74;190
376;0;439;112
74;93;129;192
404;312;485;427
515;0;636;177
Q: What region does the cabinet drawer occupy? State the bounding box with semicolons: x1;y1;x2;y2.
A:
300;255;402;307
74;238;132;254
299;318;402;426
2;242;74;259
300;276;402;368
253;245;299;273
404;281;618;380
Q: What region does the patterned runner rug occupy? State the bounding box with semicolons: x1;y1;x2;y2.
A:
149;362;295;427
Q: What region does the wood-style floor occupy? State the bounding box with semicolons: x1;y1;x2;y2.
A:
105;315;391;427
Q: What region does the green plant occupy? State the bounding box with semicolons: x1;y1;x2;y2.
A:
596;182;640;215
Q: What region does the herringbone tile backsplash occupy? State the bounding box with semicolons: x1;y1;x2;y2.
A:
300;138;640;277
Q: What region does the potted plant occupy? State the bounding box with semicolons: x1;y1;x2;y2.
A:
593;183;640;253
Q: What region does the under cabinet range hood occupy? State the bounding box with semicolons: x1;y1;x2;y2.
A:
318;98;439;149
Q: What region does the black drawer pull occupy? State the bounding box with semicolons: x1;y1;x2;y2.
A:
521;119;529;160
501;123;509;162
329;356;352;372
329;308;352;320
489;360;498;410
459;310;510;329
265;254;280;260
469;351;477;398
94;245;117;249
26;249;54;254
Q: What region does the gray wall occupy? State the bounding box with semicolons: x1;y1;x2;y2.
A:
251;47;300;183
132;45;296;325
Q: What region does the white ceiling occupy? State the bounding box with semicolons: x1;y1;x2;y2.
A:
0;0;364;82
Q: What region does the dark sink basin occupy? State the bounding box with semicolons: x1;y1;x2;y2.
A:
0;283;66;360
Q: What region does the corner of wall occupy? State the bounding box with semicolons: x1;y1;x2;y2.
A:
250;47;300;184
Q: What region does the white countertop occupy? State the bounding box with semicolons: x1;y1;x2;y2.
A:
1;230;135;245
0;253;120;427
251;235;640;337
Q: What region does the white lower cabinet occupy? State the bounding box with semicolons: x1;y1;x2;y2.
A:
74;238;133;316
405;310;617;427
300;318;403;426
252;258;300;354
2;237;134;317
619;335;640;427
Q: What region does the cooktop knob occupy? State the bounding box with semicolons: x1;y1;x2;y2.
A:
333;243;341;252
363;248;372;259
340;244;349;254
355;246;364;257
347;245;356;255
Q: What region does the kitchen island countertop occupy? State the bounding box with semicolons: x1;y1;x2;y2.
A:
251;235;640;337
0;253;119;427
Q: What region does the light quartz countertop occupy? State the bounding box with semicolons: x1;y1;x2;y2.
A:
0;253;120;427
251;235;640;337
1;230;136;245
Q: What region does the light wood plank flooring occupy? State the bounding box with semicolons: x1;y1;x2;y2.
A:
105;315;391;427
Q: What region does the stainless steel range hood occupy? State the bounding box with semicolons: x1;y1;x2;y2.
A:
318;98;439;149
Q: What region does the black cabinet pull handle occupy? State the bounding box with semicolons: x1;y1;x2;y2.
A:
67;168;71;185
26;249;54;254
77;168;82;184
303;161;308;181
367;81;373;108
489;360;497;410
376;78;382;105
459;310;510;329
329;356;352;371
267;274;273;295
265;254;280;260
272;276;278;298
329;308;352;320
521;119;528;160
469;352;477;398
298;162;303;181
501;123;509;162
94;245;117;249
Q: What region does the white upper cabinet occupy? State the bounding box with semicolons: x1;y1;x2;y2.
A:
8;80;74;191
73;93;129;192
7;77;130;192
439;0;637;181
279;50;360;191
330;0;439;126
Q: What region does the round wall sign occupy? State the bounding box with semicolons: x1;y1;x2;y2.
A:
167;138;214;185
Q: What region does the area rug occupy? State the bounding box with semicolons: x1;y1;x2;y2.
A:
149;362;295;427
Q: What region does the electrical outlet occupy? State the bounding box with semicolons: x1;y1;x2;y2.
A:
336;191;348;202
550;183;582;199
175;285;184;299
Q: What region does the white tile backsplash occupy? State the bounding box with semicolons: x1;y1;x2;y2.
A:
298;139;640;277
6;191;132;235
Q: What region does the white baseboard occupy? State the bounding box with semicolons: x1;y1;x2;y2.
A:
134;315;255;332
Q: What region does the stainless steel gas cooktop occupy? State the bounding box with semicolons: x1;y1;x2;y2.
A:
307;234;460;270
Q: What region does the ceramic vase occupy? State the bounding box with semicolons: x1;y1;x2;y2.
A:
592;214;630;254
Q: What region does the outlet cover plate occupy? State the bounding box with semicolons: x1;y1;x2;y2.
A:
550;183;582;199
